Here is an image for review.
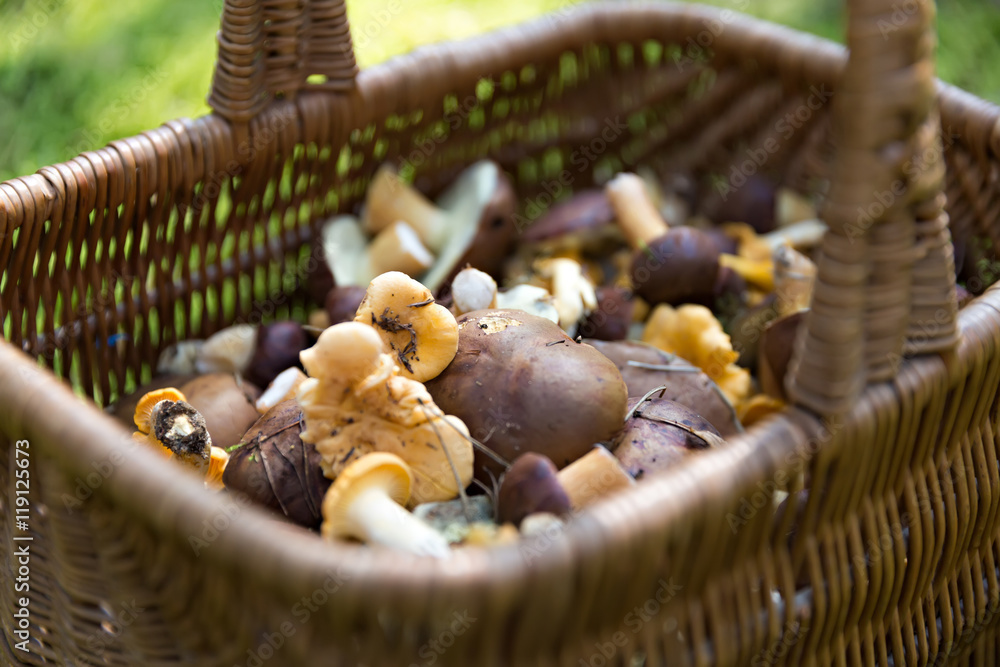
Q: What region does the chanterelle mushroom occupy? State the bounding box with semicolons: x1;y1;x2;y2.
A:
132;388;229;490
354;271;459;383
321;452;451;558
297;322;473;505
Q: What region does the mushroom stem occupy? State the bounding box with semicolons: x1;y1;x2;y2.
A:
345;486;451;558
605;173;669;249
773;244;816;316
367;220;435;278
363;166;446;251
557;447;634;510
762;219;826;251
718;253;774;292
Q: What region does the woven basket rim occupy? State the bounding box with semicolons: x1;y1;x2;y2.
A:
3;0;1000;601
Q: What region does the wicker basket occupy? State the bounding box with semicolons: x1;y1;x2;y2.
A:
2;0;1000;663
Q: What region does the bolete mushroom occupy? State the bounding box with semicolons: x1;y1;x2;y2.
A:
297;322;473;505
497;453;571;526
361;161;517;292
577;287;636;342
519;189;622;257
223;400;331;527
584;339;742;436
606;173;721;307
324;285;368;326
321;452;451;558
608;173;764;308
353;271;459;383
424;309;628;482
612;397;725;479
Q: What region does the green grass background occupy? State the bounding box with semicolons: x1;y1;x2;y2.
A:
2;0;999;183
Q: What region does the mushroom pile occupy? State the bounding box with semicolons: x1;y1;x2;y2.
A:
105;162;858;557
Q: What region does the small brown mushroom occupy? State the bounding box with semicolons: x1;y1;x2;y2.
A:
497;453;571;526
577;287;636;341
324;285;367;325
424;309;628;482
606;173;721;307
612;398;725;479
757;310;806;402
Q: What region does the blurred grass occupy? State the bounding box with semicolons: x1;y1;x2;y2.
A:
1;0;999;182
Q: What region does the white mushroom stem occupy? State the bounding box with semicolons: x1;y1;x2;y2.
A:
761;219;827;251
196;325;257;375
345;486;451;558
496;285;560;325
605;173;669;249
451;268;498;315
363;166;448;251
322;216;436;286
256;367;307;414
535;258;598;334
773;244;817;316
557;447;635;510
367;221;435;278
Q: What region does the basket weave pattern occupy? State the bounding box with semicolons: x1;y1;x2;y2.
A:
1;1;1000;664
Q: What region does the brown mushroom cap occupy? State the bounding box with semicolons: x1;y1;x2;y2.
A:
497;453;571;526
612;398;724;479
223;400;331;528
520;189;619;254
324;285;367;325
630;226;721;307
424;309;628;482
584;339;741;437
245;321;309;389
443;170;518;287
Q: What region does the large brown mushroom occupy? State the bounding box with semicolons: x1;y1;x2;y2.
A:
584;339;742;437
612;397;725;479
424;309;628;482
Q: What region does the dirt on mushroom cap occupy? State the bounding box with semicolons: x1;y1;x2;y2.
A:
354;272;459;383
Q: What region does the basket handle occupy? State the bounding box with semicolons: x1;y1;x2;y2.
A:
207;0;358;127
786;0;959;415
